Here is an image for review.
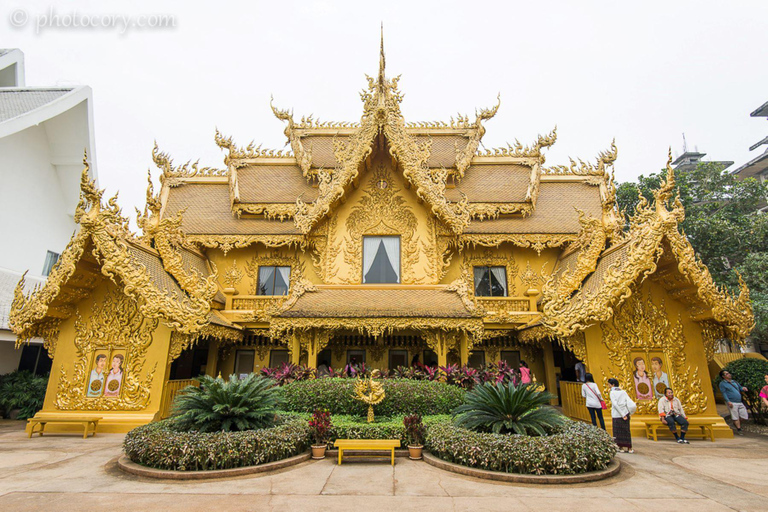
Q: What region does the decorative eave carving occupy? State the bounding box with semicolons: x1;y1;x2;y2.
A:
467;202;534;220
453;96;501;180
270;97;313;177
137;173;221;306
233;203;298;220
10;156;218;346
292;41;473;236
540;152;754;339
185;234;308;255
214;129;295;168
457;233;577;256
476;127;558;161
152;142;227;186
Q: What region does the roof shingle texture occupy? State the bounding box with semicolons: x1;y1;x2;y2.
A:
237;165;317;203
164;183;301;235
412;134;469;168
447;164;532;203
464;181;602;234
0;89;73;122
280;288;474;318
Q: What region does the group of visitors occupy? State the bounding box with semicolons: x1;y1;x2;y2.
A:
579;368;768;453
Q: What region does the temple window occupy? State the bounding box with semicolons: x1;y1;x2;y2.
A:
234;349;255;378
363;236;400;284
269;349;290;368
473;266;508;297
468;350;486;369
500;350;521;369
42;250;60;276
346;349;366;366
388;349;409;369
257;266;291;295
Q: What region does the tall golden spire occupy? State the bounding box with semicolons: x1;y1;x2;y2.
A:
378;23;386;86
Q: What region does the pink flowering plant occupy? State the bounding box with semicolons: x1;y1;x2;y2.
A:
309;409;332;446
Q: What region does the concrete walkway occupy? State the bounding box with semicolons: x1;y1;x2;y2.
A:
1;420;767;511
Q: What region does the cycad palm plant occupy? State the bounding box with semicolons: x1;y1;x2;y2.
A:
172;374;282;432
452;381;566;436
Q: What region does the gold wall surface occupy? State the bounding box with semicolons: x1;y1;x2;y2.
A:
31;280;174;433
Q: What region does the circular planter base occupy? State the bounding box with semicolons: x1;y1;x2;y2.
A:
117;451;311;480
422;452;621;484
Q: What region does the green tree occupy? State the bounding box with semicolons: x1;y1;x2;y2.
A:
617;162;768;345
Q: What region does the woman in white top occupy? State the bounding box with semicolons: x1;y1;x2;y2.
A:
608;377;636;453
581;373;605;430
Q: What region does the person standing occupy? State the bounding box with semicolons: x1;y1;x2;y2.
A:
574;360;586;383
658;387;689;443
719;369;749;435
609;378;636;453
760;374;768;410
581;373;605;430
519;361;531;384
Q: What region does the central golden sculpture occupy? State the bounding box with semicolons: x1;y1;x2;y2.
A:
354;370;385;423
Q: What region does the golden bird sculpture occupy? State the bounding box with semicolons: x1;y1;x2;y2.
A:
353;370;385;423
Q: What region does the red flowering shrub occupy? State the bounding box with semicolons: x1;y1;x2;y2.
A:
308;409;332;445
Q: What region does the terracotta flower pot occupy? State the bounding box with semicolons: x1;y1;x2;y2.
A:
311;445;327;459
408;445;423;460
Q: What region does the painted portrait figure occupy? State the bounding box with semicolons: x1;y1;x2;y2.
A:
633;356;653;400
86;354;107;397
651;356;670;398
103;354;124;398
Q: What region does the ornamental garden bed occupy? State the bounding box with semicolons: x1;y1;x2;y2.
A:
122;374;617;477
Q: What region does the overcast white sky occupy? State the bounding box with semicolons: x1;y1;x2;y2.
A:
5;0;768;214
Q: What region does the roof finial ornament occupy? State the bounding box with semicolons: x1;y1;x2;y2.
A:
378;22;386;87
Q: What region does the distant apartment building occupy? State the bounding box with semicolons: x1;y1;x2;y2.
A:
0;49;97;374
731;100;768;212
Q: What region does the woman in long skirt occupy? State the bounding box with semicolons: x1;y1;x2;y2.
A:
608;378;635;453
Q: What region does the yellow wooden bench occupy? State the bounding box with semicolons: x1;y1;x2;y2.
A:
27;416;102;439
333;439;401;465
644;419;715;442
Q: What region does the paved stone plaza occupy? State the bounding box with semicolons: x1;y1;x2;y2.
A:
1;420;766;512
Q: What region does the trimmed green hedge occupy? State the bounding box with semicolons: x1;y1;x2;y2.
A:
279;378;465;416
123;414;309;471
425;420;617;475
318;414;449;447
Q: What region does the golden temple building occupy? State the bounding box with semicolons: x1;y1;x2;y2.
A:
9;41;754;436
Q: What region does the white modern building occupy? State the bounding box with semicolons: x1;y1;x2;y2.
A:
0;49;97;374
731;100;768;212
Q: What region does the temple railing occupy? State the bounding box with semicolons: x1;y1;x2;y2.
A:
231;295;286;312
475;296;539;324
559;380;591;423
158;379;199;419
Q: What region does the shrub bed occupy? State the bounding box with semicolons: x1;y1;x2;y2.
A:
425;420;617;475
123;414;310;471
323;414;449;447
280;378;465;416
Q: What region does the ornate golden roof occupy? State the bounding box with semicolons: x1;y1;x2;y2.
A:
540;154;754;340
9;157;222;347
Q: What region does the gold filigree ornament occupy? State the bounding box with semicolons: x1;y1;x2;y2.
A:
54;289;158;411
540;152;753;340
341;163;423;284
354;372;386;423
292;40;473;235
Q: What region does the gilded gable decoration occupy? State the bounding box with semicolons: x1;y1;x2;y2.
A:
54;289;158;411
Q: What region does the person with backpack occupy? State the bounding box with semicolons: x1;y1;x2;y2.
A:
609;377;637;453
581;373;606;430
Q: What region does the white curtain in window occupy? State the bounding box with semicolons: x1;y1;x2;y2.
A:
381;237;400;282
277;267;291;294
363;237;378;277
258;266;275;295
474;267;485;293
490;267;508;296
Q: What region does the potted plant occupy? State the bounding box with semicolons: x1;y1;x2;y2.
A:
309;409;332;459
404;414;426;460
